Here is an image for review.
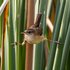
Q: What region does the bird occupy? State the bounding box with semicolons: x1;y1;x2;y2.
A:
21;13;62;45
21;13;44;44
11;13;62;46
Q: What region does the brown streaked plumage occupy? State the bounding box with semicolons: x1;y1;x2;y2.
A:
24;26;42;36
27;13;42;35
22;13;43;44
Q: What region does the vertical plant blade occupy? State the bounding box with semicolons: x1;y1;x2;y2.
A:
47;0;53;17
60;22;70;70
47;0;66;70
0;0;3;48
0;1;3;69
1;2;9;70
16;0;26;70
7;0;16;70
15;0;20;70
34;0;47;70
53;0;70;69
25;0;34;70
66;47;70;70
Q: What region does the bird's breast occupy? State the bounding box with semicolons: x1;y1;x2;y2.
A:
24;34;45;44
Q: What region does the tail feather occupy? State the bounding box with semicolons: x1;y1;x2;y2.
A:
34;13;42;27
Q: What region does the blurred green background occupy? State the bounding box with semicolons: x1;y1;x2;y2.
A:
0;0;70;70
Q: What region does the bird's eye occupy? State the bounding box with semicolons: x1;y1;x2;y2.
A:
28;31;31;34
26;29;34;34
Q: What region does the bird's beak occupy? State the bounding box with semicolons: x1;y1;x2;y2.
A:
21;32;25;34
21;30;27;34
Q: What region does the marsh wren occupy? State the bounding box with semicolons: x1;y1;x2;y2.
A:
21;13;44;44
21;13;61;45
11;13;62;45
